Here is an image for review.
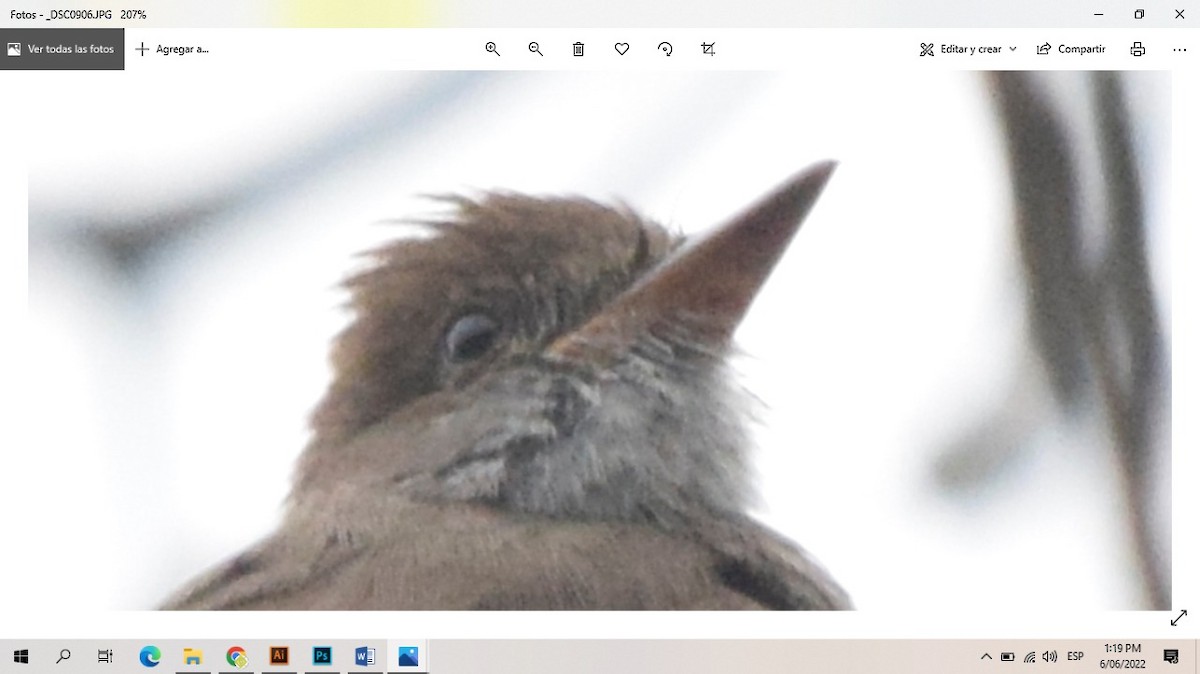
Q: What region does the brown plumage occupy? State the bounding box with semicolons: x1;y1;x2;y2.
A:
164;162;850;610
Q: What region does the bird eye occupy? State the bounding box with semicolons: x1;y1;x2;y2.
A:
444;313;501;363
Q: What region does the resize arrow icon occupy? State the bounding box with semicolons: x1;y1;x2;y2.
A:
1170;609;1187;626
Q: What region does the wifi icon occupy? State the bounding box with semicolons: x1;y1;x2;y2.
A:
1024;652;1037;663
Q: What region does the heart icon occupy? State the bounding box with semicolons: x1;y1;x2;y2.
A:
614;42;630;55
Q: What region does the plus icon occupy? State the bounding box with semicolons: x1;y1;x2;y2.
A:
136;41;149;55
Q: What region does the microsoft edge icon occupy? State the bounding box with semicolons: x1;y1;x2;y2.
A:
398;646;419;667
140;646;162;668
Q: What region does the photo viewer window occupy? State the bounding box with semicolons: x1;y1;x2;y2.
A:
1;0;1195;670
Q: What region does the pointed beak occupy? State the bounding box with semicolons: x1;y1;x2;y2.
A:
547;160;837;363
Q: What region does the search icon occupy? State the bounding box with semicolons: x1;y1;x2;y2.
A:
528;41;543;56
57;649;71;664
485;41;500;56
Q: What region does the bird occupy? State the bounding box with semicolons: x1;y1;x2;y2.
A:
162;161;851;610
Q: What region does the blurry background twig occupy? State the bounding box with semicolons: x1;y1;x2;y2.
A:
936;72;1169;609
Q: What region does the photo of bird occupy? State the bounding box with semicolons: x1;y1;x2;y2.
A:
18;71;1170;613
163;163;851;609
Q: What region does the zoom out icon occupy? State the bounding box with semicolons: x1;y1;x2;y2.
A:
140;646;162;668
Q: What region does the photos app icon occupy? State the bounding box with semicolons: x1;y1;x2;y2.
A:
398;647;419;667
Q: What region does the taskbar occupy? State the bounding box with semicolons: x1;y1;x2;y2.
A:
0;639;1194;674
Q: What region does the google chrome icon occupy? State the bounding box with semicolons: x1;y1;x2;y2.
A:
139;646;161;667
226;646;249;669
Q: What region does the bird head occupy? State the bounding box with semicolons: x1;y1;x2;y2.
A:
295;162;836;528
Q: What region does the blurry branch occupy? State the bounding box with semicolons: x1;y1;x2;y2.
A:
939;72;1168;608
1088;71;1170;610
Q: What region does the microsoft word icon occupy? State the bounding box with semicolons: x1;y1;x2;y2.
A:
354;647;376;666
